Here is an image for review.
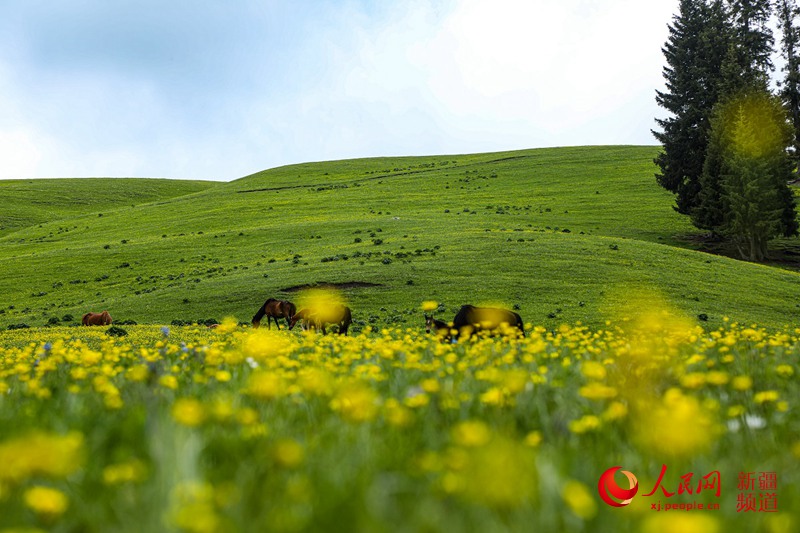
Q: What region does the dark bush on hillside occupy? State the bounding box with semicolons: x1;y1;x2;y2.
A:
8;323;31;330
46;317;60;326
106;326;128;337
115;319;138;326
62;314;74;322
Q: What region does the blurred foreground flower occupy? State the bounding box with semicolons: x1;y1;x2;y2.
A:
0;431;84;484
562;480;597;520
634;389;721;458
24;486;69;519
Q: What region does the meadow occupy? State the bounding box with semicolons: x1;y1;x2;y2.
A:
0;311;796;532
2;145;800;331
1;146;799;531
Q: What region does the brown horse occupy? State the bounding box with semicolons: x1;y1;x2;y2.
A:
289;305;352;335
426;305;523;341
252;298;297;329
82;310;113;326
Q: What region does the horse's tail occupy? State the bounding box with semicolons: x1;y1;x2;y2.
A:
252;301;268;328
513;312;525;337
82;313;91;326
339;306;352;335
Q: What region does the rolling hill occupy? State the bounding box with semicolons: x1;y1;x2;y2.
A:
0;178;216;237
2;145;799;331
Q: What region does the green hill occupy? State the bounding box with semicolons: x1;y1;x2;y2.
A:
1;145;799;330
0;178;217;237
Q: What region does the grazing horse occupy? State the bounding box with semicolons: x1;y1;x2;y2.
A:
252;298;297;329
289;305;352;335
426;305;523;341
425;314;454;341
82;310;113;326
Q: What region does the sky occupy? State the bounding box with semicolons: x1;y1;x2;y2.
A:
0;0;679;181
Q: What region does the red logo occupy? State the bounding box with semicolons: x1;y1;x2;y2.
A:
598;466;639;507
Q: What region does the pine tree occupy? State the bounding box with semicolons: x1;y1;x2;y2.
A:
777;0;800;167
691;0;776;236
654;0;730;215
725;0;774;88
702;89;797;261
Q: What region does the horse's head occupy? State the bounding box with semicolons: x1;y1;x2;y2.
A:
425;314;452;340
288;309;306;330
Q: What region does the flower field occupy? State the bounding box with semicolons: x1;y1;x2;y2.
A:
0;309;797;532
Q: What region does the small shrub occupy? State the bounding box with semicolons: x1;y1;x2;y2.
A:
105;326;128;337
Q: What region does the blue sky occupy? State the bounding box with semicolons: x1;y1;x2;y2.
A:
0;0;677;181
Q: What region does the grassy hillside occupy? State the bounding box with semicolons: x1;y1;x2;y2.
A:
2;145;799;331
0;178;217;237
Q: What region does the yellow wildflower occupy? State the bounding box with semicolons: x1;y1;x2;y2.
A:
754;390;779;404
330;382;380;423
172;398;206;427
732;376;753;391
579;382;618;400
421;301;439;312
562;480;597;520
580;361;607;380
602;401;628;421
159;375;178;390
0;431;84;484
24;486;69;518
103;459;148;485
272;439;304;468
642;513;719;533
451;420;491;447
634;389;721;458
523;431;542;447
569;415;601;434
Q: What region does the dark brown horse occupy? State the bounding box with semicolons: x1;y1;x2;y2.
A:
425;314;454;341
252;298;296;329
289;305;352;335
82;310;113;326
426;305;523;341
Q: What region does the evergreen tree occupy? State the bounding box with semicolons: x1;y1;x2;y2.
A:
691;0;775;236
654;0;729;215
702;89;797;261
777;0;800;167
725;0;774;88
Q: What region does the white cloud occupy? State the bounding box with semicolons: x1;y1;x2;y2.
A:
0;0;680;180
